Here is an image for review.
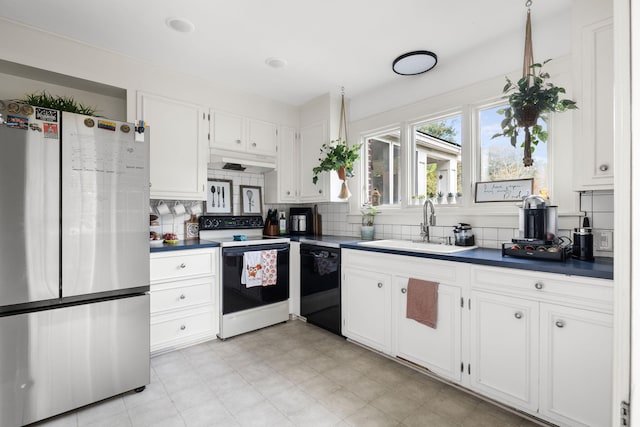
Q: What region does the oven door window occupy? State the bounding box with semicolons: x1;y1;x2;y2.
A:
222;244;290;315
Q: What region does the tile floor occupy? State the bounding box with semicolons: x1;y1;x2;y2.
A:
34;320;540;427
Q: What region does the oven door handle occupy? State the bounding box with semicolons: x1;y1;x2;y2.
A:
222;245;289;257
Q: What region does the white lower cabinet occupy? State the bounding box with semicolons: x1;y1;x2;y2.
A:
342;249;465;382
469;291;539;412
539;303;613;427
342;266;392;354
394;276;462;382
150;248;218;354
341;249;614;427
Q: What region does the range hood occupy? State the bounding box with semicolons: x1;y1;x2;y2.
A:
209;151;277;173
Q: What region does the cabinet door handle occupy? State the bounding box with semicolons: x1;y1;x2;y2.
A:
252;142;257;147
514;311;523;319
318;189;323;194
401;288;407;294
599;164;609;172
555;320;565;328
235;139;242;144
377;282;383;288
179;263;186;269
179;294;186;300
286;191;291;195
534;282;544;290
180;325;186;330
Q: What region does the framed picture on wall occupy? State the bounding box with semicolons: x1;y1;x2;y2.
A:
206;179;233;214
239;185;262;215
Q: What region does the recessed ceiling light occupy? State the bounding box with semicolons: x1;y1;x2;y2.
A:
392;51;438;75
166;17;195;33
265;57;288;69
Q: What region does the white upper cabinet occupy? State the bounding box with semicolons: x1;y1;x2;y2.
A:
264;126;298;204
299;121;328;202
573;15;614;190
137;92;207;201
211;110;277;156
212;111;244;151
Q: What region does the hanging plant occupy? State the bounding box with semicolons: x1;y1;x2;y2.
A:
491;2;577;167
312;139;362;184
17;91;97;116
312;89;361;200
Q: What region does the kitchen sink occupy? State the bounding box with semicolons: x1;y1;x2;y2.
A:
358;239;477;254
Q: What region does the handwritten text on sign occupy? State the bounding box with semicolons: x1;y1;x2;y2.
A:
474;179;533;202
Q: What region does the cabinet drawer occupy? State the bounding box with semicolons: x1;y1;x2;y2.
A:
471;265;613;311
150;309;214;348
150;278;213;314
150;250;214;281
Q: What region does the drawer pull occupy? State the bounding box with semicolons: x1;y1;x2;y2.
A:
180;325;186;331
252;142;257;147
401;288;407;294
599;164;609;172
534;282;544;290
236;139;242;144
377;282;383;288
179;294;186;300
514;312;523;319
555;320;565;328
179;263;186;269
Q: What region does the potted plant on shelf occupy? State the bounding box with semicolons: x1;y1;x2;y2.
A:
312;139;362;199
360;204;380;240
491;62;577;167
447;192;455;204
18;91;97;115
436;191;444;204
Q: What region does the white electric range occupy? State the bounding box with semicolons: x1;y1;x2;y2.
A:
199;216;290;339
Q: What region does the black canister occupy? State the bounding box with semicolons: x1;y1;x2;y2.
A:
572;228;594;261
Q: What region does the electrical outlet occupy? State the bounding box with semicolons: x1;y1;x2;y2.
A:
594;230;613;251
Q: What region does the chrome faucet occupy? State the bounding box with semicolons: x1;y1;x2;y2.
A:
420;199;436;242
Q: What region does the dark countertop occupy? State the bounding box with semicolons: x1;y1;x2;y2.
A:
287;234;366;248
149;239;220;253
340;243;614;280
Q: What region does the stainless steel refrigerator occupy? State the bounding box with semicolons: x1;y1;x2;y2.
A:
0;101;150;427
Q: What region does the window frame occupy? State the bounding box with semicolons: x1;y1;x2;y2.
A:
356;98;553;213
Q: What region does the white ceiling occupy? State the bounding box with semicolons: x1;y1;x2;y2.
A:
0;0;571;107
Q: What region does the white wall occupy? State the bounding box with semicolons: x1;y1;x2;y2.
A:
0;18;299;127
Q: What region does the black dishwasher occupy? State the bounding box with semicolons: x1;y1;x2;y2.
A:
300;244;341;336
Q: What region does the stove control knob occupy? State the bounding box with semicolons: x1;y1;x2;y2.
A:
201;218;220;229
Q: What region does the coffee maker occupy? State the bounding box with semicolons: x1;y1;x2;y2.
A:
516;195;558;244
289;207;313;235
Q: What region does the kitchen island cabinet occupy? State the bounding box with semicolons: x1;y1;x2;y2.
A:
149;247;218;354
137;92;208;201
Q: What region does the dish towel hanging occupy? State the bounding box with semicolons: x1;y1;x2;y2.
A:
241;251;263;288
261;249;278;286
406;278;439;328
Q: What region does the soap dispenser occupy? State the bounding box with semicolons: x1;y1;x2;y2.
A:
279;211;287;235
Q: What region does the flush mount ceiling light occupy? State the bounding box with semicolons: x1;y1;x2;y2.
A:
265;57;288;69
392;50;438;75
166;17;195;33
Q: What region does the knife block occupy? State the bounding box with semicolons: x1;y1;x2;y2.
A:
263;223;279;236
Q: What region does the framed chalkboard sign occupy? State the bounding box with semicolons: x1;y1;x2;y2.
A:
474;178;533;203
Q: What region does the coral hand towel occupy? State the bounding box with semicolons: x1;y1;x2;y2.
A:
406;278;439;328
261;249;277;286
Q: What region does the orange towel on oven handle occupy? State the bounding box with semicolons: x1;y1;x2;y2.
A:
406;278;439;328
261;249;278;286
